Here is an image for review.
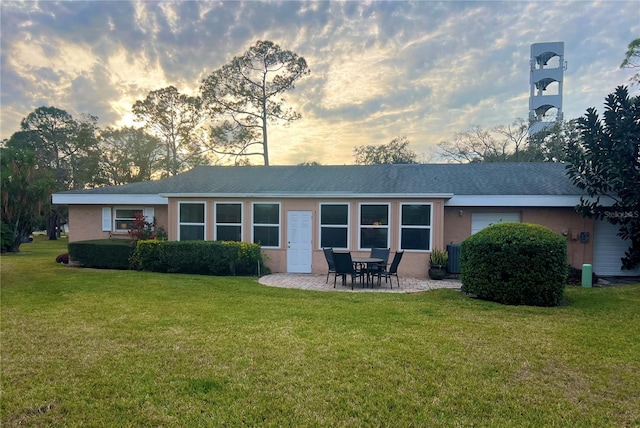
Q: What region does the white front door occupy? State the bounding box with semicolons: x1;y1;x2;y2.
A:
287;211;312;273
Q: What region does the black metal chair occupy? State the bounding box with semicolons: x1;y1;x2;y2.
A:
368;248;390;285
332;251;364;290
380;251;404;289
323;247;336;283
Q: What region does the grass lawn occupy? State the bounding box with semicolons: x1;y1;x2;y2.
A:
1;236;639;427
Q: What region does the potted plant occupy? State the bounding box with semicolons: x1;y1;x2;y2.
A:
428;248;448;280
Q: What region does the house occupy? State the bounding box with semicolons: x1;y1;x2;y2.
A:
52;163;640;278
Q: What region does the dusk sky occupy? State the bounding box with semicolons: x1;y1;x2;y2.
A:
1;1;638;165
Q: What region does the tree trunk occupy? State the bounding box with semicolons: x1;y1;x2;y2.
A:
47;211;59;240
262;101;269;166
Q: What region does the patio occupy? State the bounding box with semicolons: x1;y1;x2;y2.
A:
258;273;461;293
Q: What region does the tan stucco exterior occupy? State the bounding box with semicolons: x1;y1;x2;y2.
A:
66;199;593;277
165;197;446;278
443;206;594;269
68;205;168;242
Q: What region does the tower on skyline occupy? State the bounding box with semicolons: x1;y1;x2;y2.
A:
529;42;566;135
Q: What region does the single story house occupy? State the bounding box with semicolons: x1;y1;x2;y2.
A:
52;163;640;278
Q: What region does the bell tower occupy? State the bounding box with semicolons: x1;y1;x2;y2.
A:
529;42;566;135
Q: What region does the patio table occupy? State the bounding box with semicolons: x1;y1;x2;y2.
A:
352;257;383;286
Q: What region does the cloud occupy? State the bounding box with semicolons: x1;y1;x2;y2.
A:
1;0;638;165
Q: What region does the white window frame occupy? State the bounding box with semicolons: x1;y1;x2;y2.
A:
178;201;206;241
214;201;243;242
251;202;281;248
319;203;350;250
113;207;146;232
358;202;390;250
399;202;433;252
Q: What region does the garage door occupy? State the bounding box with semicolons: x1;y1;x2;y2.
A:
593;220;640;276
471;213;521;235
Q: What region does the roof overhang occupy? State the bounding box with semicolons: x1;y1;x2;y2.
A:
52;194;168;205
445;195;587;207
158;192;456;199
52;192;610;208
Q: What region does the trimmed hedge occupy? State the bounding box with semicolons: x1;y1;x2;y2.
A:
68;239;136;269
130;240;267;276
460;223;568;306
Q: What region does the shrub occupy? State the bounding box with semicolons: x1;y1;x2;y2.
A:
68;239;136;269
460;223;568;306
1;222;14;253
430;248;448;266
131;240;267;276
55;253;69;264
128;212;155;241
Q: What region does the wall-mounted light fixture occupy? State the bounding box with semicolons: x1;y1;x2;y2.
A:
458;210;464;217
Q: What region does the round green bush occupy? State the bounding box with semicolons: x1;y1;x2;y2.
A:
460;222;568;306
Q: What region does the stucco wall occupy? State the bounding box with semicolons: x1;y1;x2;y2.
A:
68;201;591;276
68;205;169;242
167;197;445;278
443;206;594;269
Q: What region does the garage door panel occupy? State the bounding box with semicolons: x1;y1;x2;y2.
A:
471;213;521;235
593;220;640;276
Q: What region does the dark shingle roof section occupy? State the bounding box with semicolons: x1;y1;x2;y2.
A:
56;163;581;196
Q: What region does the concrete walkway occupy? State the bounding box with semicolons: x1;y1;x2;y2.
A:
258;273;461;293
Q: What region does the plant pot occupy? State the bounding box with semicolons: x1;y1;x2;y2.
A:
428;265;446;280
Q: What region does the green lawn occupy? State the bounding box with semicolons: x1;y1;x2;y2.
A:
2;237;639;427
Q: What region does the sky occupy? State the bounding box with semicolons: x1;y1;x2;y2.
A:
1;1;638;165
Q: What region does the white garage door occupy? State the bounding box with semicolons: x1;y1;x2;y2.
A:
471;213;521;235
593;220;640;276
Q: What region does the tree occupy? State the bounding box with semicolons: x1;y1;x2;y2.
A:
18;106;101;190
201;40;310;166
436;124;503;163
565;86;640;270
354;136;418;165
436;118;574;163
132;86;209;177
99;127;163;185
620;38;640;85
0;145;56;252
206;120;258;166
10;107;101;240
524;120;580;162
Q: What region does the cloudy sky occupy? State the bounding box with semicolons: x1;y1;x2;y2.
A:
1;1;638;165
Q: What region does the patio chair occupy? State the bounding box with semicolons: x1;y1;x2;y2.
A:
332;250;364;290
323;247;336;283
380;251;404;289
368;248;390;285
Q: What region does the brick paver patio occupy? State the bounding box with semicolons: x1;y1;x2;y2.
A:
259;273;461;293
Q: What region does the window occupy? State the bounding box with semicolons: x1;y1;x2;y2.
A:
179;202;205;241
400;203;432;251
252;203;280;248
215;202;242;241
114;208;143;231
320;203;349;249
102;207;112;231
359;204;389;249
